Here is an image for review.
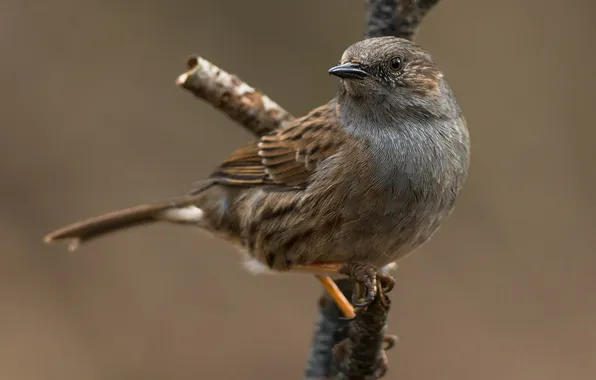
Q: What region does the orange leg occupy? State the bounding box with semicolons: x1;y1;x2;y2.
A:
289;262;355;319
315;275;355;319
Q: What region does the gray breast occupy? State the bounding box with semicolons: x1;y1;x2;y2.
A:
359;118;468;261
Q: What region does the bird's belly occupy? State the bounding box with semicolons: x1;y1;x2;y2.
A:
336;191;454;268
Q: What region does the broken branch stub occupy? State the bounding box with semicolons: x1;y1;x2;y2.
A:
176;56;293;137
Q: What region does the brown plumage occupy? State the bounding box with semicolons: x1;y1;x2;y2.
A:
209;102;344;188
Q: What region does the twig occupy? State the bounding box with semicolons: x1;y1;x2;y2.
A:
176;56;293;137
365;0;440;41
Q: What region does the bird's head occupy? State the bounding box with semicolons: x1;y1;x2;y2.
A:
329;37;445;107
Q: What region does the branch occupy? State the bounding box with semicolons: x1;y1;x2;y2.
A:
305;279;398;380
365;0;440;41
176;56;293;137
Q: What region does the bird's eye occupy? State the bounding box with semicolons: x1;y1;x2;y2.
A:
389;57;404;71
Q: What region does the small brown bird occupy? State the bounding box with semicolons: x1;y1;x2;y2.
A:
44;37;470;317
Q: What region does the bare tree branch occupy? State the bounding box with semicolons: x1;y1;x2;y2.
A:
176;56;293;137
365;0;440;40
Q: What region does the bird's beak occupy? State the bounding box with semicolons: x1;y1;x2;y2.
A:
328;62;369;80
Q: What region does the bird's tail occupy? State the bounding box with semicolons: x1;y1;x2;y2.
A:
43;195;206;251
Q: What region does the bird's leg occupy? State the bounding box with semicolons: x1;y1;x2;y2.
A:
286;262;355;319
314;274;356;319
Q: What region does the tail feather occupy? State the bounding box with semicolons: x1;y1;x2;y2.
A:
43;197;205;251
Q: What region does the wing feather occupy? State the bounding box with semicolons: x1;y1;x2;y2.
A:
208;101;345;189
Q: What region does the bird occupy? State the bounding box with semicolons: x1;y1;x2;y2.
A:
43;36;470;318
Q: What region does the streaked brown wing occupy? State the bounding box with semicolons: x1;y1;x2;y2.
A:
209;101;346;189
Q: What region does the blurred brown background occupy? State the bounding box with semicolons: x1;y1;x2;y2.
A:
1;0;595;379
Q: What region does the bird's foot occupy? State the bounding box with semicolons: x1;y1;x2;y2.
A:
289;261;395;319
338;262;395;313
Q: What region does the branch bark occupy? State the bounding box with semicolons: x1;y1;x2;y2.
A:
365;0;441;41
175;1;441;378
176;56;293;137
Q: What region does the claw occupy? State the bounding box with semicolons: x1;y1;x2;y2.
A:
378;273;396;294
352;282;377;308
353;296;374;308
383;335;399;351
